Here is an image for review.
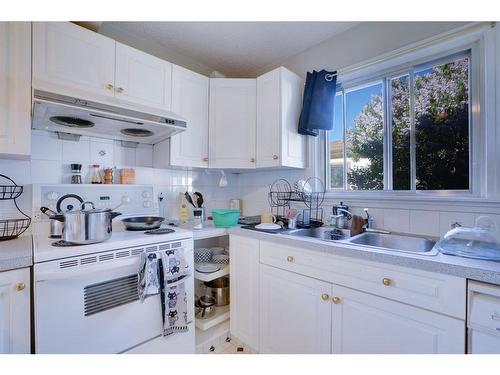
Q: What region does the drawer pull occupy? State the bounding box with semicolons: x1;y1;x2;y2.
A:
382;278;392;286
15;282;25;291
203;157;209;162
273;155;279;160
286;256;294;262
116;87;124;93
332;297;341;304
321;293;330;301
105;83;114;90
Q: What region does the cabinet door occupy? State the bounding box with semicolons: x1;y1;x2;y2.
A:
115;42;172;111
0;268;30;354
170;65;209;167
229;235;260;351
260;264;332;354
256;67;306;169
331;285;465;354
209;79;256;168
0;22;31;158
256;69;281;168
33;22;115;99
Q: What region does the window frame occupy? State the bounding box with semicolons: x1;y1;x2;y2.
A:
324;43;480;198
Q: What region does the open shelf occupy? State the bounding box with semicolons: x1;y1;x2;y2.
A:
195;304;230;331
194;263;229;282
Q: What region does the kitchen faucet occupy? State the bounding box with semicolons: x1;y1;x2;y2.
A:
363;208;391;234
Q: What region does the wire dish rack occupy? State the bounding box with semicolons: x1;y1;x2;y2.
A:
268;177;325;227
0;174;31;241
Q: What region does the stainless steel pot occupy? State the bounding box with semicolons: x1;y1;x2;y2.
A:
40;206;63;238
195;296;216;319
54;201;121;244
203;276;230;306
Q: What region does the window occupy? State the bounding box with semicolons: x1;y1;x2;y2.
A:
326;51;471;193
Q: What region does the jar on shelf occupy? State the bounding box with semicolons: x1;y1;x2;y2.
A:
91;164;102;184
103;168;114;184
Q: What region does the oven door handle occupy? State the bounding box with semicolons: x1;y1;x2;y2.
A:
36;258;139;282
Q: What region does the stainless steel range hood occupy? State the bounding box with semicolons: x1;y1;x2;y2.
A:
32;90;187;144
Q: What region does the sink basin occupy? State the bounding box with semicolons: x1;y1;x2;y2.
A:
283;227;346;242
346;232;437;255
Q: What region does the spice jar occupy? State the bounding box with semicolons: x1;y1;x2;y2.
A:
91;164;102;184
103;168;114;184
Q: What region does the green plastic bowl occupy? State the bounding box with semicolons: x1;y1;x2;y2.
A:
212;209;240;228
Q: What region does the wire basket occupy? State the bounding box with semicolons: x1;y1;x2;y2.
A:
0;174;31;241
0;174;23;200
0;218;31;241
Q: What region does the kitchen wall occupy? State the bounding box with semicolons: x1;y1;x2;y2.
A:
238;21;500;238
0;130;239;223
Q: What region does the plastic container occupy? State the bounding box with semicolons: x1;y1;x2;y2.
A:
212;209;240;228
436;216;500;261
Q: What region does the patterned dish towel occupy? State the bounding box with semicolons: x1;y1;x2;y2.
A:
160;249;191;337
137;252;161;301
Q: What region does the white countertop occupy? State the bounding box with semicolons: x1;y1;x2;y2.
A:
0;235;33;272
180;220;229;240
229;227;500;285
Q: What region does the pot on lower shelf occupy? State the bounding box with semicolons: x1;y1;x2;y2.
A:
203;276;230;306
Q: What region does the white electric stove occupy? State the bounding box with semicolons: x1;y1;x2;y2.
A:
32;184;195;354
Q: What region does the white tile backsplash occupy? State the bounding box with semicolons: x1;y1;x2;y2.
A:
31;131;62;161
135;144;153;167
62;138;90;164
113;141;136;167
439;212;475;236
382;209;410;233
31;160;63;184
409;210;440;237
90;140;114;167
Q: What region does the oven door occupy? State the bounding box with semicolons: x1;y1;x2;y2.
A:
34;248;194;354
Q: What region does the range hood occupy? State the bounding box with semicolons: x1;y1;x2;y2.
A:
32;90;187;144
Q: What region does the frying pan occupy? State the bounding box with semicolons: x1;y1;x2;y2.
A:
122;216;165;231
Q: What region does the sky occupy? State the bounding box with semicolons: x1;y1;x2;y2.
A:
328;83;383;143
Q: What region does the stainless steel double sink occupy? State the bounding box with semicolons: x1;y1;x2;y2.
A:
282;227;438;256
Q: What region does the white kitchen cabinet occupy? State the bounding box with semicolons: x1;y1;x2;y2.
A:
0;22;31;158
331;284;465;354
33;22;116;100
260;264;332;354
229;235;260;351
256;67;306;168
0;268;30;354
209;79;256;169
170;65;209;167
114;42;172;110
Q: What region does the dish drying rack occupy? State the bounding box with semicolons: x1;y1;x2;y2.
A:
268;177;325;228
0;174;31;241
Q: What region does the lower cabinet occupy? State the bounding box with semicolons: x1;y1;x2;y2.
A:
0;267;30;354
331;284;465;354
230;234;466;354
229;235;260;351
260;264;332;353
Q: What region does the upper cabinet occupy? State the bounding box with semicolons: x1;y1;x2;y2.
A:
209;79;257;169
114;42;172;110
33;22;116;100
33;22;172;112
256;67;307;168
0;22;31;158
169;65;209;168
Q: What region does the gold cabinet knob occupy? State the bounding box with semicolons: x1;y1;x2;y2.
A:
105;83;114;90
202;157;209;162
250;157;256;163
286;255;294;262
382;278;392;286
116;87;124;93
272;155;279;160
321;293;330;301
332;297;341;304
15;282;25;291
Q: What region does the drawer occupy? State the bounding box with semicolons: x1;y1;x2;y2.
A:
259;240;466;319
468;281;500;333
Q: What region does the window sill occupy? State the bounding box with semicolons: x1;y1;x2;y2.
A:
324;190;500;208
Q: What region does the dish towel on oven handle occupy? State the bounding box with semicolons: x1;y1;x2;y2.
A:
160;249;191;336
137;252;161;301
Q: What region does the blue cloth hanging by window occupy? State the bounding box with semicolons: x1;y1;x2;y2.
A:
298;70;337;137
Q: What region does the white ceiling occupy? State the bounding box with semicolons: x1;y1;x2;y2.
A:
101;22;359;77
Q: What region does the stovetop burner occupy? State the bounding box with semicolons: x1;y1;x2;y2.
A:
144;228;175;235
51;240;85;247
